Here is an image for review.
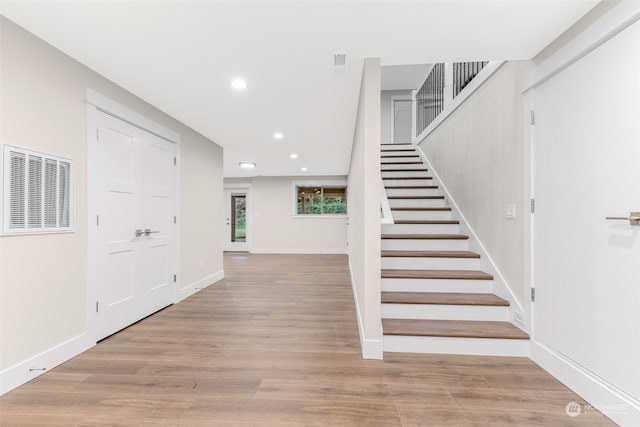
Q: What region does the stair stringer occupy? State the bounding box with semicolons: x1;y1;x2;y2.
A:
413;144;528;335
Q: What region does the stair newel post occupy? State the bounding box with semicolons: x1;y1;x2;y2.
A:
411;89;418;141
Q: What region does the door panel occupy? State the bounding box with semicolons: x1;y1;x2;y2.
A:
95;112;176;340
393;99;412;144
224;189;249;251
97;114;142;339
533;19;640;399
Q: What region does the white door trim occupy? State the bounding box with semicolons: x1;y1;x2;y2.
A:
86;89;181;145
86;90;181;344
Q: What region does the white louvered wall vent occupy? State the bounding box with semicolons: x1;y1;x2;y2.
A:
2;145;74;235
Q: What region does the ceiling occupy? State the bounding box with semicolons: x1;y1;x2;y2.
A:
381;65;432;91
1;1;599;177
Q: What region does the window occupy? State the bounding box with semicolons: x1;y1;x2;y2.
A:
296;185;346;215
3;145;74;234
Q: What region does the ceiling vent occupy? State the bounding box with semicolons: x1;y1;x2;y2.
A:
333;53;347;68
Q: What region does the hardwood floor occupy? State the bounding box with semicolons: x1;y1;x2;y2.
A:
0;254;613;426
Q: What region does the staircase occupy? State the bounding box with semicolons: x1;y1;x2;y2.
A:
380;144;529;356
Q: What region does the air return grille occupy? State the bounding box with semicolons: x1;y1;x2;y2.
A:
3;145;74;234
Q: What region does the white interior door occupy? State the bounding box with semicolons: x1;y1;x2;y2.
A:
140;132;176;315
392;99;412;144
532;19;640;401
95;111;176;340
223;188;249;251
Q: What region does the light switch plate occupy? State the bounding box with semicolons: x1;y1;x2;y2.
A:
505;204;517;219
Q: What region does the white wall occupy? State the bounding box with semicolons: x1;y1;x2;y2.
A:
0;17;223;380
418;61;531;306
380;90;412;145
347;58;382;359
225;176;348;254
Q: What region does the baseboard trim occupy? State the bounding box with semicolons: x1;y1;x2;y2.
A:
0;333;93;396
348;260;383;360
531;340;640;426
175;269;224;303
250;248;347;255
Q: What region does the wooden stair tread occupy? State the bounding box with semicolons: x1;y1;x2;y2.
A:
387;196;444;200
381;155;419;158
382;168;429;172
392;220;458;224
381;250;480;258
383;177;433;180
381;161;423;165
382;319;529;339
391;207;450;211
381;234;468;240
381;292;509;306
381;269;493;280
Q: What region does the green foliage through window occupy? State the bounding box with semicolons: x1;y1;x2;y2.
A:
297;186;346;215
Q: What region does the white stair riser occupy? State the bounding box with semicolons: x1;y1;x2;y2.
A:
389;199;446;208
380;149;417;155
384;179;434;186
391;210;451;221
381;156;421;162
381;164;426;171
382;239;468;251
382;303;509;321
382;335;529;357
381;256;480;270
385;188;440;197
382;223;460;234
382;278;493;293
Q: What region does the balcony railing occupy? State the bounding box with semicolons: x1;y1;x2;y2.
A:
415;61;489;137
453;61;488;97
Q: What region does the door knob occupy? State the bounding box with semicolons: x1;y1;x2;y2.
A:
144;229;160;236
606;211;640;225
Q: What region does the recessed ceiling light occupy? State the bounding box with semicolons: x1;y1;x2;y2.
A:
273;132;284;140
301;167;308;172
239;162;256;169
289;153;298;159
231;78;247;90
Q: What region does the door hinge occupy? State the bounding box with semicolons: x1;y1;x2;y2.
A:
96;215;100;226
531;288;536;302
96;128;99;140
96;301;99;312
530;110;535;125
530;199;535;213
173;157;177;166
173;274;177;283
174;215;177;224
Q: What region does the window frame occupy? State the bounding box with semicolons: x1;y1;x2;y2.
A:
291;180;347;218
2;144;75;235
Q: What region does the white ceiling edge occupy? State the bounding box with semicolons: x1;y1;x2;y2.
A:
382;64;432;91
1;1;602;178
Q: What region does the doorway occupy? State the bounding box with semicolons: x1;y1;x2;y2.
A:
88;103;179;342
391;97;412;144
529;16;640;408
224;188;250;251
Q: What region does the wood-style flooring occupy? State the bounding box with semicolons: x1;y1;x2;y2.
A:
0;253;614;426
